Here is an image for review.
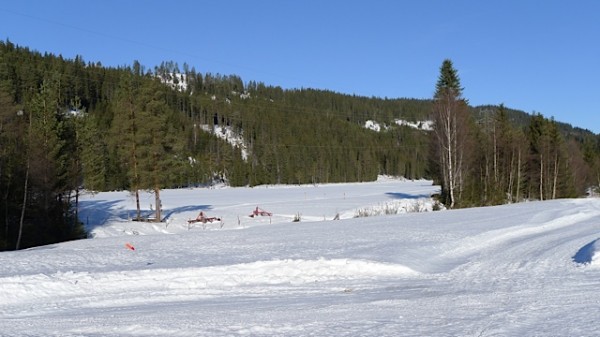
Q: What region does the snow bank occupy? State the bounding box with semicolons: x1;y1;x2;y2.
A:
0;259;418;307
573;238;600;266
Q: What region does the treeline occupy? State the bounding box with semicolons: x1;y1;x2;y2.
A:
430;59;600;208
0;40;430;249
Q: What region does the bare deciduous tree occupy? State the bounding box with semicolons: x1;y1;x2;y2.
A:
431;59;471;208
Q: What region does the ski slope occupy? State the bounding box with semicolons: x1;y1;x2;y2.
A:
1;178;600;336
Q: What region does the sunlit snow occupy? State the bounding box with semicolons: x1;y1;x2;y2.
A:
395;119;433;131
1;178;600;336
364;119;434;132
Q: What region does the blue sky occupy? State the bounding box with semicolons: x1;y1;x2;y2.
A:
1;0;598;133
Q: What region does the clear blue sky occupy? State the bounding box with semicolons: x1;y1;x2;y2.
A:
1;0;598;133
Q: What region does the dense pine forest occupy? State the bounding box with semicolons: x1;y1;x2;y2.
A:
1;40;599;250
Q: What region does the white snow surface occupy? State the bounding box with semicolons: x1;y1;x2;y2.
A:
2;178;600;336
363;119;434;132
364;120;382;132
395;119;433;131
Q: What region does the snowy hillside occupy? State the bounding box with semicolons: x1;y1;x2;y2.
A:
1;179;600;336
364;119;433;132
199;124;249;161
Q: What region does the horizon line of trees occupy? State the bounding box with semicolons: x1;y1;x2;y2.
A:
430;59;599;208
0;40;599;250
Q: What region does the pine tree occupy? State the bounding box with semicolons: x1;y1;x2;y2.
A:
79;112;108;191
136;79;186;222
110;69;144;220
0;85;23;249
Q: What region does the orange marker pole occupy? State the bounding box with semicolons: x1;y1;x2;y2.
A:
125;243;135;251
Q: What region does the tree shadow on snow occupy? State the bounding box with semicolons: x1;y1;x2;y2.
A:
161;205;213;221
78;198;212;231
572;238;599;265
385;192;432;199
78;199;124;232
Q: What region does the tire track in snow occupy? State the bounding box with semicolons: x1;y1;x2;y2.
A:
440;207;600;261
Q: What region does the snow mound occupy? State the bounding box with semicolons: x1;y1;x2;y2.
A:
0;259;418;307
573;238;600;266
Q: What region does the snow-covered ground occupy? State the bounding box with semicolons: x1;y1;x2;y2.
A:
1;178;600;336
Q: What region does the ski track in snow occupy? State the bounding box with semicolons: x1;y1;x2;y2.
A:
2;180;600;336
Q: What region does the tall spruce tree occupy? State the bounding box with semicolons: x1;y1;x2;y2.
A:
431;59;472;208
136;79;185;222
110;68;144;220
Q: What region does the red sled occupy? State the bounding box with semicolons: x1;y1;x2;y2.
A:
188;211;221;224
249;206;272;217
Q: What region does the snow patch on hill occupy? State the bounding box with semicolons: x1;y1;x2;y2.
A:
364;119;433;132
200;124;248;160
157;73;188;92
364;120;382;132
395;119;433;131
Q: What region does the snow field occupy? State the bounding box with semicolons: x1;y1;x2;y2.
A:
1;259;418;309
79;178;437;237
1;179;600;336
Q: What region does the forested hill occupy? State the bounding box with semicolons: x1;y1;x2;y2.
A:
1;40;599;250
0;40;437;190
471;104;596;141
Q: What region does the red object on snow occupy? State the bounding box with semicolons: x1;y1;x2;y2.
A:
187;211;221;224
125;243;135;251
249;206;272;217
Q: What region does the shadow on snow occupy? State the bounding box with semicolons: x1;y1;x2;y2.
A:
572;238;599;265
78;199;212;232
385;192;432;199
162;205;213;221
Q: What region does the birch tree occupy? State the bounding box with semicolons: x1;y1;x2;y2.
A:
431;59;471;208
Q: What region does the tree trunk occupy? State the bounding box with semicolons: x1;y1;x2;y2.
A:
516;148;522;202
16;160;28;250
507;149;515;202
3;177;10;243
16;110;33;250
552;153;559;200
493;125;498;184
134;189;141;220
539;153;544;201
446;113;455;209
154;187;161;222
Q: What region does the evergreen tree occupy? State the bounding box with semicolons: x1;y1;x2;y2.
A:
136;79;186;222
431;59;472;208
110;69;144;220
0;85;23;249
